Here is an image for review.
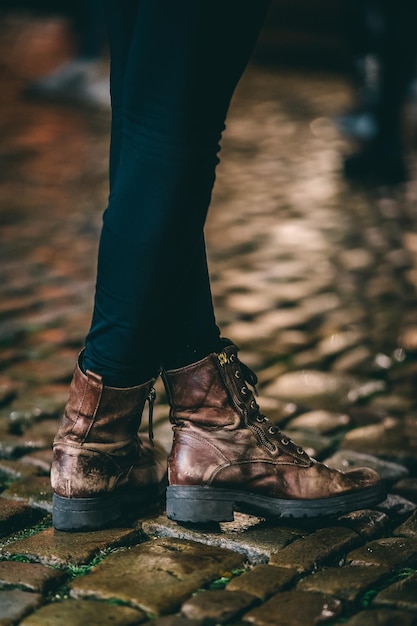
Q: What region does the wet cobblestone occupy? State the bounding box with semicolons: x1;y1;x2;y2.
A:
2;527;144;567
269;527;362;573
19;600;146;626
1;10;417;626
70;538;245;615
243;590;342;626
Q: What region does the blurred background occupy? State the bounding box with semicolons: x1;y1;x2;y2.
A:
1;0;417;424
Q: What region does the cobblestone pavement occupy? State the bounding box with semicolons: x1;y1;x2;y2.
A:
1;13;417;626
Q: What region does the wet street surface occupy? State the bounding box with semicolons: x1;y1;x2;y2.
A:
1;13;417;626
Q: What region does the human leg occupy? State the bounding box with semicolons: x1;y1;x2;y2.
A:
83;0;272;385
105;0;383;524
51;0;271;530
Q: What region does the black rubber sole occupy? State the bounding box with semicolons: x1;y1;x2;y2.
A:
166;483;386;523
53;480;167;531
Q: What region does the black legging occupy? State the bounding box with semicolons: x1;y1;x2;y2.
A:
83;0;271;386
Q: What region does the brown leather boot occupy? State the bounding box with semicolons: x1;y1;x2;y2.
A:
51;356;167;531
162;343;385;523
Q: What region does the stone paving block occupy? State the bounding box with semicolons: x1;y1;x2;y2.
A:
0;499;43;539
346;537;417;569
0;294;40;321
269;527;362;573
5;350;76;385
343;608;417;626
226;564;298;599
142;513;306;564
0;459;40;480
297;565;390;603
346;406;387;428
316;330;362;359
0;589;42;625
367;393;412;416
23;326;69;348
242;590;342;626
15;419;59;450
376;494;417;519
0;420;56;459
284;410;351;435
373;573;417;612
1;526;143;567
387;360;417;383
20;449;53;473
70;537;245;615
398;324;417;350
1;476;53;511
0;377;18;407
248;307;314;335
340;418;417;469
226;291;276;316
19;599;146;626
0;349;25;371
8;388;67;429
394;510;417;538
263;370;358;411
0;560;66;592
324;450;409;485
336;509;390;540
291;348;326;370
147;618;202;626
391;478;417;504
180;589;257;623
303;293;342;317
331;345;373;373
0;423;33;460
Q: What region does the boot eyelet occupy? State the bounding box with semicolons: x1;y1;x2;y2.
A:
230;354;236;362
241;386;248;395
256;415;264;423
250;400;257;409
268;426;277;435
281;438;289;445
296;446;304;454
234;371;241;379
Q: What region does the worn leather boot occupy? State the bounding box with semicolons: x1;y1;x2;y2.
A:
51;356;167;531
162;343;385;523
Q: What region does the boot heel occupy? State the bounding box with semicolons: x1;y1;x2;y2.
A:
52;493;121;531
166;486;235;523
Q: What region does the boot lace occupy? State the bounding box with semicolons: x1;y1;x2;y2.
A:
220;346;308;458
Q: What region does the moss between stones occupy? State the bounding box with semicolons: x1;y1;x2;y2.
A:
46;548;124;604
360;568;417;608
66;548;116;578
0;515;52;552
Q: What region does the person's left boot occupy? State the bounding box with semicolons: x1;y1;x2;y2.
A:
51;356;167;531
162;342;386;523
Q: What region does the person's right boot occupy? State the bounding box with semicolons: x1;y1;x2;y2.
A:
162;343;386;523
51;355;167;531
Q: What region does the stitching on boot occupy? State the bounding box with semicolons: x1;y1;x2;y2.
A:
178;430;231;464
68;374;89;438
70;373;102;441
